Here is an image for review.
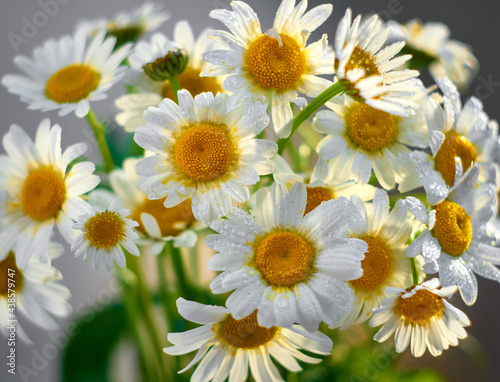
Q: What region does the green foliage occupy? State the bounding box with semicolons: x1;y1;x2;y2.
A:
61;303;127;382
400;46;437;70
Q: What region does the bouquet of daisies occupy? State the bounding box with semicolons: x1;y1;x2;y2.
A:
1;1;499;381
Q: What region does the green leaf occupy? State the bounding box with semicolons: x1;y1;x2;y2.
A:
61;302;127;382
106;122;144;167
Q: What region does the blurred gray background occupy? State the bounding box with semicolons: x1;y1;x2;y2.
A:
0;0;499;381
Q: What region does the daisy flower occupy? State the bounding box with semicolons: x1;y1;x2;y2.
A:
370;278;470;357
163;298;333;382
312;80;428;190
333;8;420;117
0;120;100;267
206;182;367;331
1;25;132;118
89;157;199;255
273;155;376;214
336;190;412;328
71;200;140;270
388;19;479;91
134;90;277;224
202;0;335;138
405;165;500;305
81;2;170;48
0;245;71;343
424;77;499;187
116;21;224;132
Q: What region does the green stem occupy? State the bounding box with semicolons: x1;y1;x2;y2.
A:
168;242;192;300
126;253;171;381
189;244;200;284
169;75;180;104
157;244;183;380
277;81;346;155
286;141;302;173
114;267;152;382
85;107;115;172
157;244;177;332
410;257;420;285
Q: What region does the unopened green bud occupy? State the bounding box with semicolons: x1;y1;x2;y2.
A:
143;49;188;82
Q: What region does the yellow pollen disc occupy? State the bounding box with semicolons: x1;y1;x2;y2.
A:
0;252;23;296
434;131;477;187
344;47;380;77
45;64;100;103
304;187;334;215
218;311;277;349
350;236;392;291
162;68;223;100
396;288;444;325
246;34;306;91
85;211;125;249
255;231;315;287
431;200;472;257
132;198;195;237
345;103;399;151
174;124;236;182
22;166;66;221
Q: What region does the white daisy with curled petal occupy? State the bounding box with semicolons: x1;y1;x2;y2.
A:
71;200;140;271
80;2;170;48
312;80;428;190
424;77;499;187
0;120;100;267
335;189;412;328
273;155;376;215
1;25;132;118
370;278;470;357
333;8;420;117
163;298;333;382
202;0;334;138
89;157;199;255
134;90;277;225
405;165;500;306
206;182;367;331
0;245;71;344
388;20;479;92
116;21;224;132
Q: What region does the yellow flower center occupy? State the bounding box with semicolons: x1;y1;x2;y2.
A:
431;200;472;257
246;34;306;91
345;103;399;152
304;186;334;215
0;252;23;296
173;124;236;182
434;131;477;187
396;288;444;325
22;166;66;221
162;68;223;100
132;198;195;237
350;236;392;291
45;64;100;103
254;231;315;288
344;47;380;78
218;311;277;349
85;210;125;249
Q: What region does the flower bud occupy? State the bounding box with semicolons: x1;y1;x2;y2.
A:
143;49;188;82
